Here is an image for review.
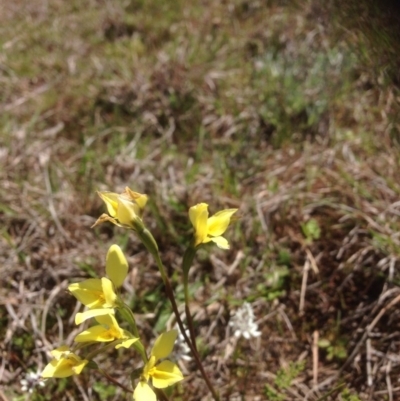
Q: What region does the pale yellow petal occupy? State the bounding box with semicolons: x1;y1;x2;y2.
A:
68;279;104;308
206;208;237;237
115;337;138;349
101;277;117;307
91;214;121;229
41;360;70;378
41;360;58;378
209;236;230;249
50;345;70;359
68;279;101;293
72;360;88;375
189;203;208;246
135;194;148;211
41;355;88;378
189;203;208;228
97;191;120;217
74;313;124;342
151;330;178;361
75;308;114;325
117;196;140;226
150;360;183;388
94;313;117;327
133;382;156;401
106;244;128;288
74;325;114;342
124;187;148;211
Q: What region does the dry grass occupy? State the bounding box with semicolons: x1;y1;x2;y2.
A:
1;0;400;400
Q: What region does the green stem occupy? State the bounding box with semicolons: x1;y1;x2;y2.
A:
182;246;198;352
71;341;97;353
99;368;133;393
153;252;220;401
85;341;123;360
136;227;220;400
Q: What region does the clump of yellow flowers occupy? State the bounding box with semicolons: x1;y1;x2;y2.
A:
41;187;237;401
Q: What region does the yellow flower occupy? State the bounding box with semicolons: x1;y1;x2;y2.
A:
93;187;148;231
68;244;129;323
41;346;88;378
68;276;118;325
68;277;117;310
189;203;238;249
74;314;138;349
133;330;183;401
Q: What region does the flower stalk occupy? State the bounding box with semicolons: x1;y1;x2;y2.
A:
152;250;220;401
181;246;198;352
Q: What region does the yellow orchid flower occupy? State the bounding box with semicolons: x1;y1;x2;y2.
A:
74;314;138;349
41;346;88;378
68;245;128;320
93;187;148;231
69;245;132;325
189;203;238;249
68;277;118;310
133;330;183;401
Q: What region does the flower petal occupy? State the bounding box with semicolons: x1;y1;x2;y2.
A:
115;337;138;349
91;214;122;229
133;381;156;401
97;192;120;218
206;208;237;237
101;277;117;307
209;236;230;249
117;196;140;226
75;308;114;325
74;325;115;342
41;359;72;378
94;313;117;326
75;314;125;342
41;353;88;378
151;330;178;361
189;203;208;246
124;187;148;212
50;345;70;359
68;279;104;308
72;360;88;375
106;244;128;288
150;360;183;388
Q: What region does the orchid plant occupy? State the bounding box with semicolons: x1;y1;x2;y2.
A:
41;187;237;401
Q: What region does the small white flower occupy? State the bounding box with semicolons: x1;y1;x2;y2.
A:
229;302;261;339
20;371;45;393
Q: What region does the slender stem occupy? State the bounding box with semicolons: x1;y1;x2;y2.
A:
182;247;199;352
85;341;122;360
153;252;220;401
99;368;133;393
137;227;220;400
184;302;198;353
71;341;97;353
